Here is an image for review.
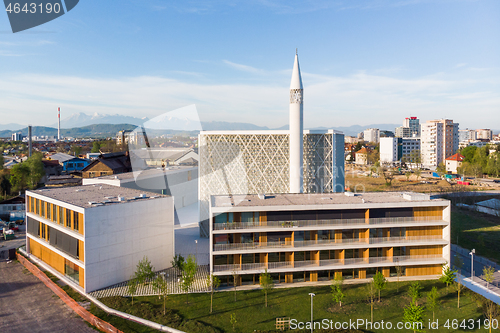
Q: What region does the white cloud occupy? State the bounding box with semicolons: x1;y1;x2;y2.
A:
0;68;498;129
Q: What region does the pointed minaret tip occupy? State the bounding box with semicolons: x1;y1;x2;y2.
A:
290;52;303;90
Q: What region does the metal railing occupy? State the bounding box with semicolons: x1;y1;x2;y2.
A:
213;235;445;252
212;254;445;273
213;216;445;231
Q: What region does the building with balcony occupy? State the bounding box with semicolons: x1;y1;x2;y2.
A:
25;184;174;293
363;128;380;144
421;119;459;168
209;192;450;286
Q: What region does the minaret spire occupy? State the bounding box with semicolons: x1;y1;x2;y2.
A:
289;51;304;193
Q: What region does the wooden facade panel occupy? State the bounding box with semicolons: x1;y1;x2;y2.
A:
408;246;443;256
407;226;443;237
30;239;65;275
310;272;318;282
406;265;442;276
78;213;84;235
413;207;443;218
79;267;85;288
79;240;85;263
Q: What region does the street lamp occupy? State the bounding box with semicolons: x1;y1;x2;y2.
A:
195;239;198;264
469;249;475;281
309;293;315;333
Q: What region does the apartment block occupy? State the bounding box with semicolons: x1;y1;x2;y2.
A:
403;117;420;137
476;129;493;141
380;137;401;163
25;184;174;293
209;192;450;286
363;128;380;144
421;119;458;167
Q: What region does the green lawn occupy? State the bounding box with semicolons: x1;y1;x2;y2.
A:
93;280;497;333
451;209;500;263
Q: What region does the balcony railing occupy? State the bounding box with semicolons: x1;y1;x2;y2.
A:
213;235;445;252
213;216;445;231
212;254;445;273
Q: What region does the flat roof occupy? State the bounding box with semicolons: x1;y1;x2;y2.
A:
199;129;343;135
28;184;167;208
85;166;197;182
211;192;447;209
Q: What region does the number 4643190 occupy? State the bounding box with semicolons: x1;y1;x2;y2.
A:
6;3;62;14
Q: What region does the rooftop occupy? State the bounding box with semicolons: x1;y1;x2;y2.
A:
85;166;197;182
28;184;167;208
446;153;464;162
212;192;444;209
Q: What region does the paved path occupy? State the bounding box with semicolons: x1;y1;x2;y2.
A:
0;260;96;333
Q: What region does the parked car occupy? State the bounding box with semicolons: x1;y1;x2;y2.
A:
493;179;500;184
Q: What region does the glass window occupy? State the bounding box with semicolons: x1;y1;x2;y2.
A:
47;203;51;220
65;209;71;228
64;259;79;284
214;213;227;224
58;206;63;224
241;212;254;223
73;211;79;232
52;204;56;222
41;201;45;217
268;252;279;263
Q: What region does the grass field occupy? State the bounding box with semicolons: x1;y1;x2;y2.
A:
92;279;498;333
451;209;500;264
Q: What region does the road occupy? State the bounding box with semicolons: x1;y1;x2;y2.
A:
0;259;96;333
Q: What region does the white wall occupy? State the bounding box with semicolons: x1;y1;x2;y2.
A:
380;137;397;163
84;197;174;293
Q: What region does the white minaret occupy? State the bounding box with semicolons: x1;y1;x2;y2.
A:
289;51;303;193
58;107;61;141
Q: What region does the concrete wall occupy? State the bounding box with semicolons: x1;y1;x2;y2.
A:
84;197;174;293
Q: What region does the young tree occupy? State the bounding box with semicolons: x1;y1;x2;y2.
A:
206;274;221;313
403;302;425;333
25;152;45;188
9;163;29;192
171;254;185;272
373;271;387;302
426;286;439;321
91;141;101;153
483;299;500;333
405;171;411;182
135;256;155;285
454;275;466;309
127;278;138;305
395;260;403;292
259;269;274;308
230;313;237;333
331;275;345;308
152;274;169;315
232;270;239;302
407;281;423;306
415;169;422;181
439;265;457;291
436;162;446;176
180;255;197;304
366;279;377;322
483;266;495;290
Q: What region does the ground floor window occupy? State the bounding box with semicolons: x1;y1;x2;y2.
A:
64;259;79;284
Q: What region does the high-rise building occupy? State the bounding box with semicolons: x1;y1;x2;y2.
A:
421;119;458;167
395;126;411;138
403;117;420;137
380;137;401;163
11;132;23;141
458;129;476;142
363;128;380;143
476;129;493;141
198;54;345;237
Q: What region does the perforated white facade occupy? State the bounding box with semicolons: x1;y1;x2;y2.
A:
198;130;344;237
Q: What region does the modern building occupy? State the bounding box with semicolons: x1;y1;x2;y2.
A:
401;138;421;165
458;129;476;142
445;153;464;174
380;137;401;164
420;119;458;167
209;192;450;285
395;126;411;138
363;128;380;144
403;117;420;137
476;129;493;141
198;53;345;237
11;132;23;141
25;184;174;293
83;166;198;212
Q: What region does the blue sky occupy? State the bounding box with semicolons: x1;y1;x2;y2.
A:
0;0;499;130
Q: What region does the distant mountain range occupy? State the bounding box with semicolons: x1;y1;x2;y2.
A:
2;112;497;138
50;112;149;128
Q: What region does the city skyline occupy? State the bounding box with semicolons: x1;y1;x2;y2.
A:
0;0;499;129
